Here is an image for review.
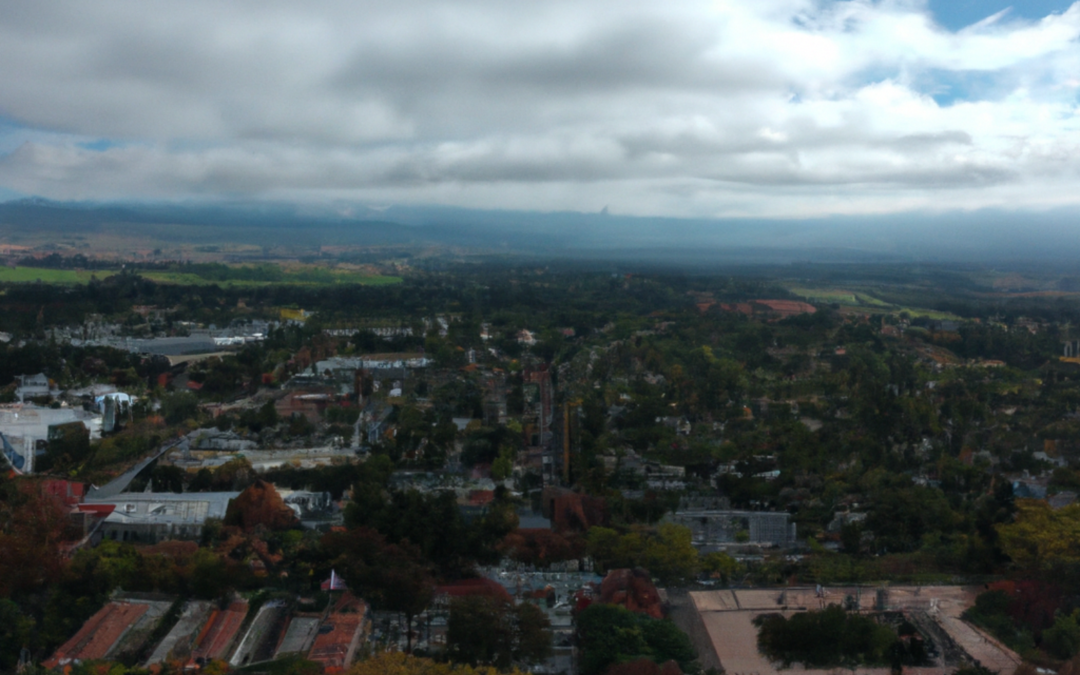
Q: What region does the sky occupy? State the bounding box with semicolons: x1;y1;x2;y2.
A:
1;0;1080;220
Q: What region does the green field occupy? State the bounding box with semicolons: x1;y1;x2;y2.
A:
0;267;112;284
787;284;960;320
0;265;402;287
788;286;861;304
140;270;402;287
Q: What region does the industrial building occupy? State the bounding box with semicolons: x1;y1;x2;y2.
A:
14;373;55;402
87;491;240;544
663;508;799;550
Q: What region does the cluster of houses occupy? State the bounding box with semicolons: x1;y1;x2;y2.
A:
0;375;133;474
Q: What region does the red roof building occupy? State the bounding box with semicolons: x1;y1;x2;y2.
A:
188;599;249;667
435;577;513;602
275;390;333;424
307;594;368;672
467;489;495;506
41;479;86;507
719;300;816;318
752;299;817;317
44;601;150;667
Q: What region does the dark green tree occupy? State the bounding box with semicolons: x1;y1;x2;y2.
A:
447;595;552;669
576;603;695;675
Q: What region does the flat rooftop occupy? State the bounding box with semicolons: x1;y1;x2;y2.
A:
687;586;1022;675
87;491;240;527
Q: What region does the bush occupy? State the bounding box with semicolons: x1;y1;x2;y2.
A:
1044;611;1080;661
161;391;199;425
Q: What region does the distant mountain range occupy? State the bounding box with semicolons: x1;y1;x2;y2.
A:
3;197;1080;267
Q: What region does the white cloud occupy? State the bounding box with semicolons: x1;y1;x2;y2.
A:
1;0;1080;217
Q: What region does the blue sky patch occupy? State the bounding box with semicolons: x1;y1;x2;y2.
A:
78;139;122;152
927;0;1076;31
919;68;1013;106
0;185;26;202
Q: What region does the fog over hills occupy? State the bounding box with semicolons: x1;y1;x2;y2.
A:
5;3;1080;265
3;198;1080;267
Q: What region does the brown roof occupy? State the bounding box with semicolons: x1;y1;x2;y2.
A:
752;299;817;315
190;599;248;665
436;577;512;601
468;489;495;506
308;610;366;671
45;602;150;667
719;303;754;315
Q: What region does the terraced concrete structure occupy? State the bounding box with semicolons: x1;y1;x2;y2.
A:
687;586;1022;675
230;601;289;667
307;595;369;671
45;598;173;668
307;613;366;671
187;599;249;667
144;600;214;666
275;616;321;657
46;593;375;671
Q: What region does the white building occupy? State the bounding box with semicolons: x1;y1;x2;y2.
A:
88;491;240;544
0;404;103;473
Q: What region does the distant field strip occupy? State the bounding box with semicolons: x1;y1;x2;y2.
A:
0;267;112;283
787;285;960;319
788;286;890;307
0;266;401;286
788;287;860;304
139;270;402;287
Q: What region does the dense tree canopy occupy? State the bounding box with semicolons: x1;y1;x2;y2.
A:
576;603;696;675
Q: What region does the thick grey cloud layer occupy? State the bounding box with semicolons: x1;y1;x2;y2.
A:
1;0;1080;217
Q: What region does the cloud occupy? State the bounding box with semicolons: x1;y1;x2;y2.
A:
1;0;1080;218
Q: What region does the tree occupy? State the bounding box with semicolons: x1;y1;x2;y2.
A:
586;524;700;585
447;596;552;669
344;485;496;577
997;500;1080;579
863;482;957;554
576;603;695;675
1044;610;1080;660
210;456;255;491
347;650;530;675
186;547;235;598
0;599;34;672
642;523;700;585
38;422;91;471
160;391;199;425
326;527;436;653
286;413;316;437
188;467;213;492
490;449;514;481
701;552;740;584
500;529;584;567
150;464;185;493
239;400;279;432
755;606;897;668
586;527;622;572
223;480;298;532
0;479;69;597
